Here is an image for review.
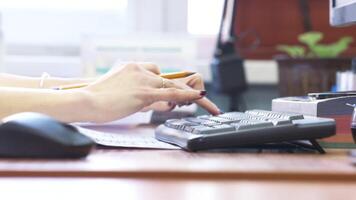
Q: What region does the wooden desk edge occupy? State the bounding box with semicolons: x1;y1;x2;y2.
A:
1;170;356;181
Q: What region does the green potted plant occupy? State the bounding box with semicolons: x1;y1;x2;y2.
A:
275;31;353;96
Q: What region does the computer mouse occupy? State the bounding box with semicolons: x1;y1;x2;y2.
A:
0;112;95;158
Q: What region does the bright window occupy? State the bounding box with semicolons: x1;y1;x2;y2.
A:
0;0;222;54
0;0;129;47
187;0;224;35
0;0;128;11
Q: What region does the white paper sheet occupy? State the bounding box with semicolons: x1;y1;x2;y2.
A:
74;111;153;126
72;105;197;150
76;126;180;150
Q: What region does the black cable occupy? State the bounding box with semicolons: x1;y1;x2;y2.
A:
298;0;313;32
216;0;229;51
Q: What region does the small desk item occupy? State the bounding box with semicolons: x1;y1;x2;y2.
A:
272;96;356;145
308;91;356;100
76;126;179;149
53;71;195;90
349;150;356;166
350;103;356;141
155;109;336;153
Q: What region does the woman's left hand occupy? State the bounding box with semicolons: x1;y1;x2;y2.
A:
141;73;220;115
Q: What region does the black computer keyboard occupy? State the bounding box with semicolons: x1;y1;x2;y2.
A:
155;110;336;153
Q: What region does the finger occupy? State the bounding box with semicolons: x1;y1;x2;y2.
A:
148;88;205;102
168;101;177;108
181;73;205;90
177;101;192;107
166;102;177;111
152;101;175;112
150;79;219;114
147;77;185;90
133;74;183;92
156;78;219;114
195;97;221;115
143;73;219;114
140;107;152;112
147;72;219;114
137;62;160;75
158;78;196;90
143;69;200;90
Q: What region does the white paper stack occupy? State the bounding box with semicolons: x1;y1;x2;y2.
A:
272;96;356;116
336;70;356;91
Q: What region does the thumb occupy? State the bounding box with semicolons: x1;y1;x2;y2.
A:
138;63;160;75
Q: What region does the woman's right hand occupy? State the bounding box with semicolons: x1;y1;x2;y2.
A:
81;63;206;123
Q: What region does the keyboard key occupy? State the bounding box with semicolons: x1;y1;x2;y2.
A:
164;119;183;129
183;125;196;133
211;124;235;132
267;118;292;125
190;124;235;134
164;119;198;130
230;121;274;130
183;117;207;124
244;115;267;121
218;112;248;120
245;110;304;120
197;115;211;119
206;116;234;124
189;125;219;134
184;117;219;126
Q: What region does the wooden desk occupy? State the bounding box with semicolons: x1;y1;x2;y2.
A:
1;125;356;199
1;178;356;200
0;148;356;181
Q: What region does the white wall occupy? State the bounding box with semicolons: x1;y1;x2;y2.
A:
130;0;187;33
0;0;278;84
1;0;188;48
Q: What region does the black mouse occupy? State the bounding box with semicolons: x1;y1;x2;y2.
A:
0;112;95;158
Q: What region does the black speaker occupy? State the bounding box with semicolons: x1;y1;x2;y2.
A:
210;0;248;111
211;55;247;94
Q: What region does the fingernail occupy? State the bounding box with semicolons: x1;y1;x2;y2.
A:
200;91;207;96
219;109;225;114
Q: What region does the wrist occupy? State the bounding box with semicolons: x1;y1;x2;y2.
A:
74;88;113;123
63;89;98;122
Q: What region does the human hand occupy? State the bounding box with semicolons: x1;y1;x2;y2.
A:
176;73;220;115
141;73;220;115
82;63;206;123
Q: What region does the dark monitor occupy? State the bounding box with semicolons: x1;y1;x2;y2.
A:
330;0;356;26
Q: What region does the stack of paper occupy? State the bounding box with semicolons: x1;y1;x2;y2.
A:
336;70;356;91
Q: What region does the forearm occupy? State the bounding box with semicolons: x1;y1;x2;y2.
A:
0;87;96;122
0;73;94;89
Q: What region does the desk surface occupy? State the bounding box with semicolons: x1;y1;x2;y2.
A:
0;125;355;181
2;125;356;199
2;178;356;200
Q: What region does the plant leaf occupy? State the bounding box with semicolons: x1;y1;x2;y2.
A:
298;31;323;46
311;36;353;58
276;45;305;58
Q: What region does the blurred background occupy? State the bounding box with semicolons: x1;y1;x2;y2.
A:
0;0;355;113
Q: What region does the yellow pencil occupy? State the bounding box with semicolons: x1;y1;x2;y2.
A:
53;71;196;90
160;71;195;79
